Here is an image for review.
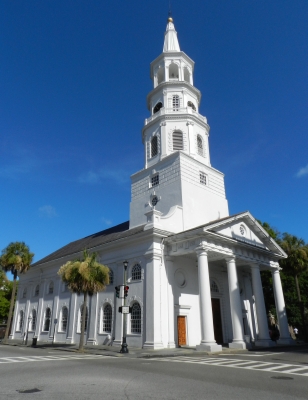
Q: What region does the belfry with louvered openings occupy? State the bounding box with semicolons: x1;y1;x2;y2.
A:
13;18;294;352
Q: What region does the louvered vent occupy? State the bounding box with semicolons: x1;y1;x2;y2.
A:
173;131;183;151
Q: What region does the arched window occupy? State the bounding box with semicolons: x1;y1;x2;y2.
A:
131;303;141;334
108;269;114;285
153;102;163;114
197;135;203;156
43;308;51;332
79;305;88;332
48;281;54;294
61;307;68;332
169;63;179;80
34;285;40;297
172;95;180;111
18;310;24;331
31;310;37;331
151;136;158;158
157;67;164;85
211;280;219;293
132;264;141;281
173;131;183;151
103;304;112;333
22;288;27;299
187;101;196;111
184;67;191;83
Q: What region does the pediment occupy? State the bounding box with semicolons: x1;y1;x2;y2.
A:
203;211;286;257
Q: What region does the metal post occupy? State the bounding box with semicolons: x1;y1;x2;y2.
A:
120;261;129;353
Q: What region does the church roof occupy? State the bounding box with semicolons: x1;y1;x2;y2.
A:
31;221;145;267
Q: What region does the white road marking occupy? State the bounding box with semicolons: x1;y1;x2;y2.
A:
0;354;107;365
152;356;308;377
221;352;284;357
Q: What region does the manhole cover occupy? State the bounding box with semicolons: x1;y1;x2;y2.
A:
271;376;293;380
17;388;42;394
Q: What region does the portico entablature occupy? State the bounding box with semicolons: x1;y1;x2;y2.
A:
165;236;281;269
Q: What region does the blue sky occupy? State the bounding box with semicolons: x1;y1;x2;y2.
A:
1;0;308;267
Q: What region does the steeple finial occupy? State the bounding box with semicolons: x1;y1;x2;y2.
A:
163;9;180;52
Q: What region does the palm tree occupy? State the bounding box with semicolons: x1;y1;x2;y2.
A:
58;250;109;351
280;233;308;340
0;242;34;343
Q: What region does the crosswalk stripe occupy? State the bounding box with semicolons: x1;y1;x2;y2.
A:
0;354;105;365
151;357;308;377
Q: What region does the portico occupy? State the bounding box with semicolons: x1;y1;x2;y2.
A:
163;211;291;349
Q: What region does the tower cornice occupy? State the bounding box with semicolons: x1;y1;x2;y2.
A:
146;81;201;110
142;110;209;141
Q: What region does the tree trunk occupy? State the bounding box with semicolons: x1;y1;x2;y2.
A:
295;274;302;302
79;292;87;352
3;274;17;344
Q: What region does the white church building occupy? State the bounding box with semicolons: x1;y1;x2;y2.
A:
12;18;294;351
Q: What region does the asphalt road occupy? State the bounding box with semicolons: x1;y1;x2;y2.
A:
0;345;307;400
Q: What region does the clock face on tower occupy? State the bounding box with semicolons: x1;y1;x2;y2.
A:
151;196;158;207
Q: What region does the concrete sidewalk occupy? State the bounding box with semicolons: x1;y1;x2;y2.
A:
1;340;247;358
1;339;305;359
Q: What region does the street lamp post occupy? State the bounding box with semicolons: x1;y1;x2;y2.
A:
120;260;129;354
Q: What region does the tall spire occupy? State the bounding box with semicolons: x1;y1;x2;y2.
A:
163;17;180;52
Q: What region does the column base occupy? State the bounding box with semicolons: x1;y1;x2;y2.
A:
86;338;97;345
255;339;276;347
143;341;165;350
196;343;222;352
277;338;295;346
167;342;176;349
228;341;247;350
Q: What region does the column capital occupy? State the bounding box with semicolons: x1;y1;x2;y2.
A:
195;241;210;255
195;244;211;256
271;267;282;275
225;255;236;263
250;263;260;270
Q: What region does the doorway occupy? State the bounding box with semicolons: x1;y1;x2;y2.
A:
177;316;187;346
211;298;223;344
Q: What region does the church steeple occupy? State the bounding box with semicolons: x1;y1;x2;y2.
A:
163;18;180;52
129;19;229;232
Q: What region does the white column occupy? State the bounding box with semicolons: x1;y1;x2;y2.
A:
165;256;175;348
67;292;77;344
226;257;246;349
196;248;222;352
272;268;294;345
143;252;164;349
36;280;47;342
10;296;20;340
87;293;98;345
250;264;273;347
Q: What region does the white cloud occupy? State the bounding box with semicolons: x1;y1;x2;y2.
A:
295;164;308;178
39;205;58;218
78;169;128;185
102;217;112;226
